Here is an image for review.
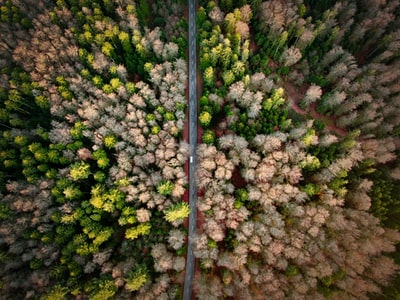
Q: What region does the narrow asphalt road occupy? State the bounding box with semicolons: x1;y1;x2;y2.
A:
183;0;197;299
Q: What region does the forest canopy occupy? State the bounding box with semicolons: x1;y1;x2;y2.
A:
1;0;400;299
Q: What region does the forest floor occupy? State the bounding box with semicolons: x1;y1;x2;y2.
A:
283;78;347;136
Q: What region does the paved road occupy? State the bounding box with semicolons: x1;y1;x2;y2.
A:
183;0;197;299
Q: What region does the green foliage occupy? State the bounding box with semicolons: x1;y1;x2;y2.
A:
89;185;125;213
101;42;116;59
367;168;400;229
151;125;161;135
118;206;137;226
125;223;151;240
0;203;12;220
103;134;117;149
302;183;321;197
307;73;329;88
125;265;149;292
63;184;83;200
328;177;348;198
92;149;110;169
109;78;122;91
204;66;215;88
165;112;176;121
164;202;190;224
69;162;91;181
0;69;50;132
277;66;290;75
234;188;249;209
229;87;290;139
197;7;208;27
30;258;44;270
301;129;317;147
285;265;299;277
125;82;136;94
70;122;86;140
304;0;337;19
262;88;286;111
28;142;48;162
157;180;175;196
58;86;74;101
313;119;326;132
92;227;114;247
86;277;117;300
145;113;157;124
236;188;249;202
222;70;235;86
223;228;237;251
102;84;114;94
208;238;218;249
202;129;216;145
92;75;103;88
0;0;32;28
199;111;212;128
317;268;346;298
199;95;210;108
299;154;321;171
136;0;150;27
40;285;69;300
93;171;106;182
35;95;50;110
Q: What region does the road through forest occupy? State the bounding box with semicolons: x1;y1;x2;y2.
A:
183;0;197;299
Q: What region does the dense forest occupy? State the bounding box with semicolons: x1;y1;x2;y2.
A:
0;0;400;299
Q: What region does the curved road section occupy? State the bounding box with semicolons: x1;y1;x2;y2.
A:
183;0;197;299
